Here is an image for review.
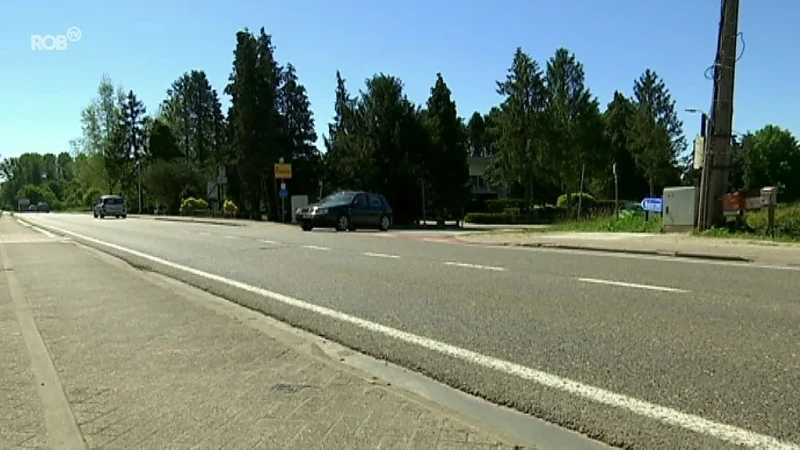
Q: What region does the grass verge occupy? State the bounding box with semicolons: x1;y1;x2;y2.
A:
697;202;800;243
546;213;663;233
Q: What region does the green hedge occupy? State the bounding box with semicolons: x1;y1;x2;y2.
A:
486;198;530;213
470;196;628;225
464;205;567;225
556;192;596;209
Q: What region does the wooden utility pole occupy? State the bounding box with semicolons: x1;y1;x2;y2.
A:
698;0;740;229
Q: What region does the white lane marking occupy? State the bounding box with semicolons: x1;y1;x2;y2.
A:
363;252;400;259
19;221;800;450
578;277;688;293
261;239;279;245
223;235;238;239
30;225;56;239
16;219;32;228
302;245;330;251
444;261;506;272
198;231;211;236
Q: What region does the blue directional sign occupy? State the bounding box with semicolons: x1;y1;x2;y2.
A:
641;197;663;213
279;188;288;199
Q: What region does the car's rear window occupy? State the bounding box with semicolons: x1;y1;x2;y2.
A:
103;197;124;205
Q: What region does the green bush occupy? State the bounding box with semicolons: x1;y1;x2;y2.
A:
556;192;596;210
179;197;208;215
223;199;238;214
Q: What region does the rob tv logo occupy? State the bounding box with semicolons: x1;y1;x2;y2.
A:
31;27;82;51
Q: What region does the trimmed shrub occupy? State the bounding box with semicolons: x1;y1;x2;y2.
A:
179;197;208;215
556;192;596;210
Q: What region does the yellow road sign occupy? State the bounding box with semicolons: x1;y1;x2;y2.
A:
274;163;292;179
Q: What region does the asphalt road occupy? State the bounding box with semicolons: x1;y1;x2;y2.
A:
17;213;800;449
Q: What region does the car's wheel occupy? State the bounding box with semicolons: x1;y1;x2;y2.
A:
99;214;105;219
301;223;313;231
379;215;391;231
93;212;98;218
115;215;120;219
121;214;127;219
335;215;350;232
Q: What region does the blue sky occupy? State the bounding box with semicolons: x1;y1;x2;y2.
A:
1;0;797;159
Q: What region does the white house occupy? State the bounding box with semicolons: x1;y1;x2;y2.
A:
467;157;507;199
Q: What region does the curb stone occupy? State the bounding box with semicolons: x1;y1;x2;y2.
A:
464;240;754;263
154;217;244;227
127;215;246;227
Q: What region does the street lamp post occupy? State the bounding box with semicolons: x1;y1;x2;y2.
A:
136;159;142;214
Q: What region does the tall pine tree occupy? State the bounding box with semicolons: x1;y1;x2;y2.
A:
423;73;469;221
628;69;685;195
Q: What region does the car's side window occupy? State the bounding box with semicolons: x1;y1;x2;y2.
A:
354;194;368;208
367;194;382;208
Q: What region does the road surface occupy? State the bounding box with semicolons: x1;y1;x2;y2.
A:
17;213;800;449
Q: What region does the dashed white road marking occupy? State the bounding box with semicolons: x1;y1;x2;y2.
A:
578;277;689;293
302;245;330;251
363;252;400;259
223;235;238;239
18;219;800;450
16;219;32;228
198;231;211;236
261;239;279;245
443;261;506;272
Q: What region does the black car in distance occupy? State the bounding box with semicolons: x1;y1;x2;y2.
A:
295;191;393;232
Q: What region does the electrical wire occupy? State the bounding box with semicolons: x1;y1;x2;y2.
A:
704;32;745;80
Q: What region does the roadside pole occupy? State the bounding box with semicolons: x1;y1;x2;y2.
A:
274;158;292;223
577;163;586;220
137;160;143;214
613;163;619;220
